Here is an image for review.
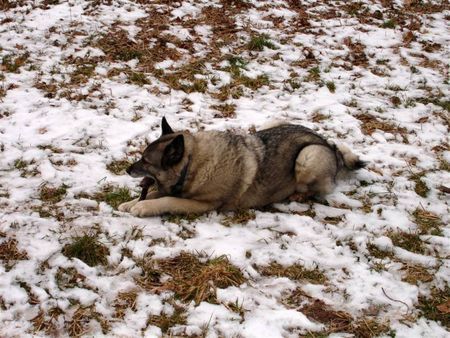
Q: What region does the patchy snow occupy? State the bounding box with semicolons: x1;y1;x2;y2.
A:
0;0;449;337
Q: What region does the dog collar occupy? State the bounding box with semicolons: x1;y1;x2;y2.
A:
170;156;191;197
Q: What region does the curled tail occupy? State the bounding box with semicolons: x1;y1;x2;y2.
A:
335;144;366;170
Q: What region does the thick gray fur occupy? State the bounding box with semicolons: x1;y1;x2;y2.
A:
119;119;365;217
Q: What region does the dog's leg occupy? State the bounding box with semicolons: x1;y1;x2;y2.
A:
130;197;219;217
118;191;162;212
118;198;139;212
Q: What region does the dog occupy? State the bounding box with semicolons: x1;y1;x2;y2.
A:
118;117;365;217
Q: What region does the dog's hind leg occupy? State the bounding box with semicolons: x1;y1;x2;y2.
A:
295;145;337;197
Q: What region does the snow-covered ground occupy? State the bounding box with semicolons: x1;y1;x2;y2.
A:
0;0;449;337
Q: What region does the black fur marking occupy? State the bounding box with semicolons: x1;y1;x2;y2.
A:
161;116;174;135
139;177;155;201
170;156;191;197
353;160;367;169
161;135;184;169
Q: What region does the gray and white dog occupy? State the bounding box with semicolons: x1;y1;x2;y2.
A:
119;117;365;217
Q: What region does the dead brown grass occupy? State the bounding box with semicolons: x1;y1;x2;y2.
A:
366;242;394;260
343;37;368;67
106;159;132;175
96;26;181;72
301;299;353;333
154;59;209;93
137;252;246;304
67;306;110;336
56;267;86;290
0;238;28;262
200;5;239;46
412;208;443;236
211;103;237;118
260;262;327;284
31;307;64;335
410;171;430;197
356;113;407;136
222;210;256;226
113;290;138;319
417;286;450;328
146;302;187;334
387;230;426;255
1;52;29;73
286;290;390;337
39;184;68;203
401;264;433;285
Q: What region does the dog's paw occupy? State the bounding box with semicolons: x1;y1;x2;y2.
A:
118;199;138;212
130;201;153;217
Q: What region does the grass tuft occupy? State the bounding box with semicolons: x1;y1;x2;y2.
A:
326;81;336;93
31;307;64;335
260;262;327;284
412;208;443;236
163;213;201;225
14;159;28;170
56;267;86;289
39;184;68;203
106;159;132;175
113;291;138;319
306;66;321;82
226;55;248;76
0;238;28;262
387;231;426;254
127;71;150;86
382;19;396;29
401;264;433;285
70;63;96;84
137;252;246;304
62;234;109;267
366;242;393;260
1;52;29;73
146;302;187;334
92;185;133;209
410;172;429;197
211;103;236;118
222;210;256;226
286;290;391;337
248;34;277;51
237;74;269;90
356;113;407;136
67;305;110;336
417;286;449;327
76;185;133;209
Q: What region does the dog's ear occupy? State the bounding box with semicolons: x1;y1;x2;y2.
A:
161;116;174;135
161;135;184;169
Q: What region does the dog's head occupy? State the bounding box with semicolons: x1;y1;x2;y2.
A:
126;117;189;195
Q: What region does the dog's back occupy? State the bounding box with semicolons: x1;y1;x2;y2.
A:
224;124;365;209
226;124;329;209
183;130;263;206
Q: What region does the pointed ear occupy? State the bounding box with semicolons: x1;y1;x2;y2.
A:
161;135;184;169
161;116;174;135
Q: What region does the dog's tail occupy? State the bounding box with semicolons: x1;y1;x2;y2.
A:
335;144;366;170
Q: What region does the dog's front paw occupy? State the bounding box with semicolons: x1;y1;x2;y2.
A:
130;201;153;217
118;198;139;212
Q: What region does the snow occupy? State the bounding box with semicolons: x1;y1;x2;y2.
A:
0;0;449;337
